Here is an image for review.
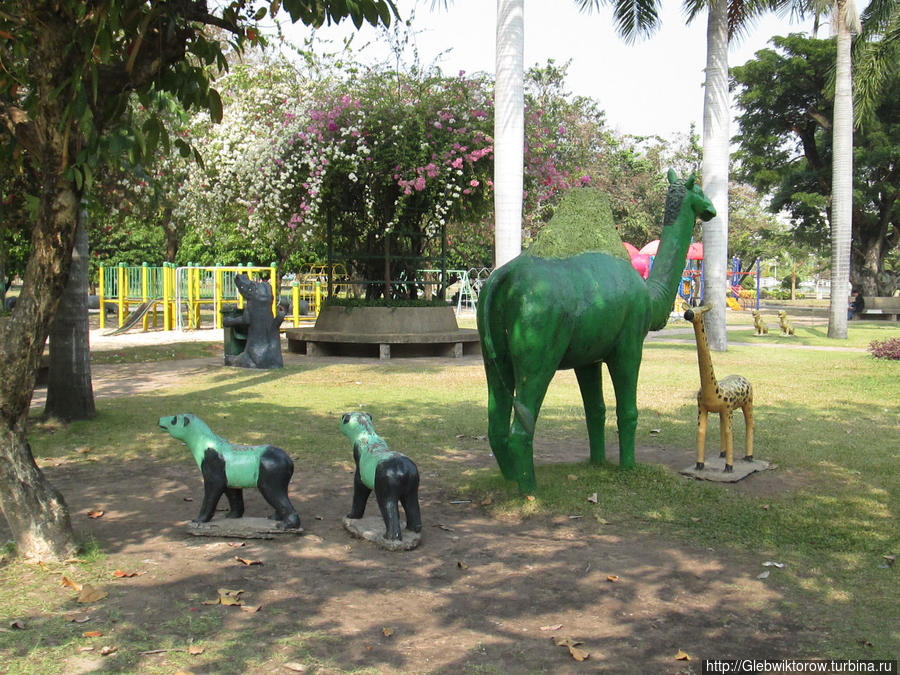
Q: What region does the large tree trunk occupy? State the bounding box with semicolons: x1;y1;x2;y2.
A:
828;0;854;338
493;0;524;268
0;177;80;561
0;14;81;559
43;211;96;421
700;0;730;351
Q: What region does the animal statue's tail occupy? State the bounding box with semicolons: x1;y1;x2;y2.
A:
477;264;535;439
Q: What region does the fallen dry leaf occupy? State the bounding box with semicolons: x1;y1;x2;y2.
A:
216;588;244;606
457;561;469;570
227;542;246;548
539;624;563;632
77;584;108;604
586;493;598;504
112;570;142;578
64;558;83;564
283;663;308;672
75;446;91;454
675;649;691;661
82;630;103;638
568;645;590;661
239;604;262;613
480;496;492;506
757;571;770;580
79;646;95;653
234;557;263;566
882;554;895;567
606;575;620;582
551;636;583;648
69;614;91;624
100;645;117;656
61;576;82;592
87;510;105;519
857;638;874;648
567;474;578;481
188;645;205;656
10;620;25;630
382;627;393;637
525;495;536;501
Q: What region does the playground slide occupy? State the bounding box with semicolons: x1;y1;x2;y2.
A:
104;299;160;336
726;296;743;311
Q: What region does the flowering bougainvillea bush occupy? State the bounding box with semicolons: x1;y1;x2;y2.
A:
867;337;900;360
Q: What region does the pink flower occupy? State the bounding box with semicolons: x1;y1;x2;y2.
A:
469;179;479;187
414;176;426;191
451;157;463;169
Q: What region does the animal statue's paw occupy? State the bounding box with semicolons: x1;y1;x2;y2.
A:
723;464;734;473
720;451;727;458
279;514;302;530
225;511;242;519
743;455;754;463
695;462;705;471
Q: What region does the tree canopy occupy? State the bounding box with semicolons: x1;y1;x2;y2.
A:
733;34;900;296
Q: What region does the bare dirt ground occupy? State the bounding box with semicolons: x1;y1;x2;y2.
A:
13;328;822;674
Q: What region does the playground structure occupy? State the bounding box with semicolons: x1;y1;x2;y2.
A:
98;263;323;334
97;262;486;334
624;244;764;311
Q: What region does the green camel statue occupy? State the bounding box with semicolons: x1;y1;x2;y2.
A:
477;170;716;493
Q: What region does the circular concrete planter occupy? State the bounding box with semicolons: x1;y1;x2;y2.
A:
313;304;460;334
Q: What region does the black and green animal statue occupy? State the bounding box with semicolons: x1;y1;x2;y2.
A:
477;172;716;493
339;412;421;541
159;413;301;529
222;273;285;369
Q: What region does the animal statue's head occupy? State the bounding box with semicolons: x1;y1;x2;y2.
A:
683;304;712;325
752;310;761;318
234;274;273;303
159;413;200;441
778;310;787;318
340;411;376;441
664;169;716;226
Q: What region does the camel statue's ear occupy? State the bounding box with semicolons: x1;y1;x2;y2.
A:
667;168;677;184
685;174;696;190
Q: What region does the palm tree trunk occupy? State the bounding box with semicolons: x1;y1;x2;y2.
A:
43;210;96;421
828;0;853;338
493;0;524;268
700;0;730;351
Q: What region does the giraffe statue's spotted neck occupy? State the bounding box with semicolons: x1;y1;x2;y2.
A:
684;305;755;472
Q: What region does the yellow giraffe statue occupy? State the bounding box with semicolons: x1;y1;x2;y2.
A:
684;304;754;472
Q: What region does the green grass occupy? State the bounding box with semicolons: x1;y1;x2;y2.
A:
3;320;899;669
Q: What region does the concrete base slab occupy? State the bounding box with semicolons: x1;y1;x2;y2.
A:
342;516;421;551
186;517;304;539
680;456;770;482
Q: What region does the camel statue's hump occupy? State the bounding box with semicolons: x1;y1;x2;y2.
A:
524;187;629;260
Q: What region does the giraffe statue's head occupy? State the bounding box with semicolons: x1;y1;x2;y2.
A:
683;304;712;324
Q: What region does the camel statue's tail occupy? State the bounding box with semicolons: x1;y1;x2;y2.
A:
477;264;535;446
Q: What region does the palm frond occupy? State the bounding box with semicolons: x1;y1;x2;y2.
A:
606;0;663;43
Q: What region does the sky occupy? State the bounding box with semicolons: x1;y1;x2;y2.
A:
282;0;823;140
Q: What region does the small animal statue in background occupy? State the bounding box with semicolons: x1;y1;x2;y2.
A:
159;414;301;529
751;310;769;335
339;412;421;541
222;273;285;369
684;306;754;473
777;310;795;336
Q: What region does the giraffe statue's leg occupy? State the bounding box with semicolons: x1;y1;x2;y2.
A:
696;406;708;470
721;409;734;472
742;400;754;462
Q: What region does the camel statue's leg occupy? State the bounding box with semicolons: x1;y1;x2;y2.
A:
575;363;607;465
720;410;734;472
742;401;754;461
696;406;709;470
506;368;556;494
484;356;517;480
606;352;640;469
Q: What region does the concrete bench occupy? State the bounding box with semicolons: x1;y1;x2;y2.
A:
284;327;480;359
859;296;900;321
283;305;480;359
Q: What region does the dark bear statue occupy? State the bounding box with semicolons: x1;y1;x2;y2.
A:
340;412;421;541
222;273;285;369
